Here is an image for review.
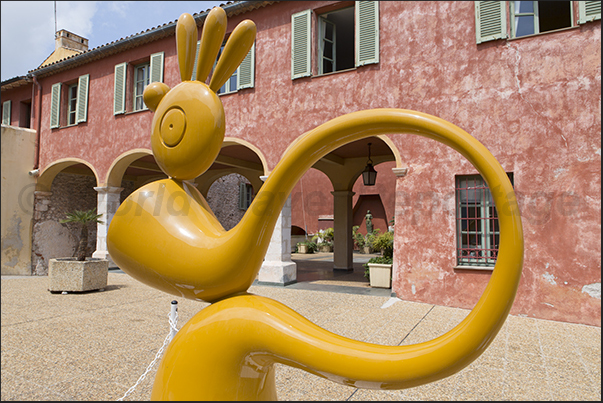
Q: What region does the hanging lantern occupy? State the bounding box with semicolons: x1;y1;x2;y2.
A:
362;142;377;186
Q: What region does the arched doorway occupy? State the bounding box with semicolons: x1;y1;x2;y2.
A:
33;159;100;274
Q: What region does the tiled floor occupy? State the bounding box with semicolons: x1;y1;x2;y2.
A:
1;255;600;401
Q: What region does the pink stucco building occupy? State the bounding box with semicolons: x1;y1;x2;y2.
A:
1;1;601;326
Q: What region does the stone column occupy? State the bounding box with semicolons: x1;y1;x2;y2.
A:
33;191;52;220
332;190;355;271
31;190;53;275
257;176;297;286
92;186;123;265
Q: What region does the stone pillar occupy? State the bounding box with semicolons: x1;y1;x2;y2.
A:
32;190;53;275
257;176;297;286
332;190;355;271
92;186;123;265
33;191;53;220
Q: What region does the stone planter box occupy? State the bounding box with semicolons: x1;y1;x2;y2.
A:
49;258;108;292
297;243;311;254
318;244;333;253
368;263;392;288
362;246;373;254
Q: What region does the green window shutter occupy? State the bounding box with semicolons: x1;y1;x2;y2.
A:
191;41;201;81
237;41;255;89
239;183;247;210
2;100;11;125
150;51;164;83
76;74;89;123
114;63;127;115
475;1;507;44
356;1;379;66
579;1;602;23
291;9;311;79
50;82;61;128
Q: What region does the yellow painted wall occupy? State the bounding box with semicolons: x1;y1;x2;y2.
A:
1;125;36;275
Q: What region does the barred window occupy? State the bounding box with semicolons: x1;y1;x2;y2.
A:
455;174;513;267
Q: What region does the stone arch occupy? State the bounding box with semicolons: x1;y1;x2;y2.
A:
195;139;268;230
32;158;99;275
196;138;268;197
223;137;269;176
36;158;100;192
105;148;154;188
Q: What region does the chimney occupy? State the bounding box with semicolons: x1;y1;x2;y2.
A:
55;29;89;52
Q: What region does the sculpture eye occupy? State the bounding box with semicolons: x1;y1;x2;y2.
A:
160;107;187;147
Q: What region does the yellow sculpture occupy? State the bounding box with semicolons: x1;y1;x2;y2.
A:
107;8;524;401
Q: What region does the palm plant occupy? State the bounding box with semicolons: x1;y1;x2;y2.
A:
60;208;103;261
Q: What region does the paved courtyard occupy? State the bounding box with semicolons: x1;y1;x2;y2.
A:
1;260;600;401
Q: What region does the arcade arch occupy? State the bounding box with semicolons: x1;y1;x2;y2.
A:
32;159;99;274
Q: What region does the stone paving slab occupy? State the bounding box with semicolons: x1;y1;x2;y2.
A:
1;273;600;401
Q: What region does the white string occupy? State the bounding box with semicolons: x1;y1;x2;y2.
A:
117;311;178;401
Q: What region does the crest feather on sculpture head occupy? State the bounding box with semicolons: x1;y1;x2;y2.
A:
144;7;257;111
179;8;256;90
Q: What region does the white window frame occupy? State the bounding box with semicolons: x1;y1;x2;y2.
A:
215;42;255;95
133;62;150;111
509;1;575;39
318;16;337;75
2;100;11;125
67;83;78;125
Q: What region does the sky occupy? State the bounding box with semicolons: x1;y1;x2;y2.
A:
1;1;225;81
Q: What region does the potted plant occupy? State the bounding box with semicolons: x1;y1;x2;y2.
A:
352;226;379;254
296;240;317;254
312;227;334;252
364;231;394;288
48;208;109;293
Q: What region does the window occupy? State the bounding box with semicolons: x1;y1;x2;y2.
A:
291;1;379;79
49;74;89;129
67;83;78;125
511;1;572;38
113;51;164;115
239;183;254;210
476;1;601;43
2;100;11;125
134;63;150;111
455;174;514;268
195;40;255;94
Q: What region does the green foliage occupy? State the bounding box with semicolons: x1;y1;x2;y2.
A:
352;225;365;248
60;209;104;226
311;227;334;247
372;231;394;258
60;209;103;261
296;241;317;253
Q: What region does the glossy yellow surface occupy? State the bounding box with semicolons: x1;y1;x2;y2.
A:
107;9;524;401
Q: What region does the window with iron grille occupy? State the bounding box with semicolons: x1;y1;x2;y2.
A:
455;173;513;268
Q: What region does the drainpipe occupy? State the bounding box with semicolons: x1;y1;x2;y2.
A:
32;74;42;170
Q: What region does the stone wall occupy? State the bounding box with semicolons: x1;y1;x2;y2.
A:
31;172;98;275
206;173;253;231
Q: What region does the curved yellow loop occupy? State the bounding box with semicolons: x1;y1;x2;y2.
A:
209;19;256;92
196;7;227;82
176;13;198;82
142;110;523;400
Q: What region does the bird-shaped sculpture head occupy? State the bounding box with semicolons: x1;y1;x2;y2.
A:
143;8;256;180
